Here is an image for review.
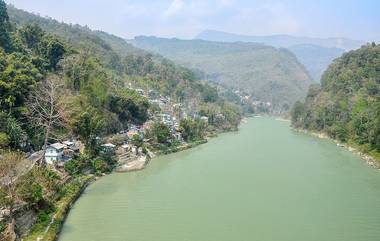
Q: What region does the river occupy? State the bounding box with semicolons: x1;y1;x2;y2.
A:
59;118;380;241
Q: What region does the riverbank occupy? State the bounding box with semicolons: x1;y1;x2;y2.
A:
23;133;218;240
115;139;210;173
23;175;95;241
59;117;380;241
294;128;380;170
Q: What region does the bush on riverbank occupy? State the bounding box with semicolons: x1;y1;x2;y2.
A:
24;176;93;241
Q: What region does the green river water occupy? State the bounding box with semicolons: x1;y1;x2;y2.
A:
59;118;380;241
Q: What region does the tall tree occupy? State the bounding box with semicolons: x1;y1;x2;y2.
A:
73;107;104;156
27;75;68;161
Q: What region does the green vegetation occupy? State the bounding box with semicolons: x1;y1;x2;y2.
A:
24;176;93;241
195;30;356;83
148;122;173;145
291;43;380;163
179;119;207;142
132;36;313;110
0;3;241;154
0;3;243;239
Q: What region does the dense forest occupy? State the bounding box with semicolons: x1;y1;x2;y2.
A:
132;36;313;111
291;43;380;161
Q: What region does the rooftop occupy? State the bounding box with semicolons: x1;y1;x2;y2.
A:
49;143;66;150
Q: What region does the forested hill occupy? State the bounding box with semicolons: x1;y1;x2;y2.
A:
291;43;380;161
1;4;242;152
196;30;355;82
7;5;142;70
132;36;313;111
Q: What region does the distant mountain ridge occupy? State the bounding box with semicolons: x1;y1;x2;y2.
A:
132;36;313;111
196;30;365;51
195;30;364;82
288;44;345;81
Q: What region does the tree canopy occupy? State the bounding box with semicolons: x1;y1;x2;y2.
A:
291;43;380;155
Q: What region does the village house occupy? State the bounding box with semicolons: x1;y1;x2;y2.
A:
200;116;209;124
100;143;116;154
45;143;66;164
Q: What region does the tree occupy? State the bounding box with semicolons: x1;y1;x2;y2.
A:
179;118;206;142
0;51;43;113
41;36;66;69
0;0;11;51
17;24;45;50
106;89;150;127
27;75;68;161
290;101;305;126
16;24;66;69
73;107;104;156
148;122;172;145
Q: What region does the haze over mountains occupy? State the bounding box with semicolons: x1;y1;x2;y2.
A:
132;36;313;111
196;30;365;82
7;4;364;113
196;30;365;51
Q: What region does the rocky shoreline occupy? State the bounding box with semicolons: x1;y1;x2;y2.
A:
294;128;380;170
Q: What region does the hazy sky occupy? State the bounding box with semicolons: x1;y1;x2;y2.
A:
5;0;380;41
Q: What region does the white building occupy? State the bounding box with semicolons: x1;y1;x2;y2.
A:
45;143;66;164
200;116;209;124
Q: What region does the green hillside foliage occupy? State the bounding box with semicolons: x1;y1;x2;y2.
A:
291;43;380;157
0;3;241;153
133;36;313;110
196;30;357;83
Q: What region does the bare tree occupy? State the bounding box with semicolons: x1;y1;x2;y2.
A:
27;75;68;164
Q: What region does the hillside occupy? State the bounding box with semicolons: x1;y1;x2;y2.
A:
7;5;141;71
132;36;313;111
0;3;244;239
288;44;345;81
1;5;243;152
291;43;380;162
196;30;364;50
196;30;357;82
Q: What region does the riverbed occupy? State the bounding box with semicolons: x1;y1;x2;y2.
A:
59;118;380;241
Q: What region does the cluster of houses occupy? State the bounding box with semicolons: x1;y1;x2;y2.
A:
233;89;272;111
43;85;211;166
